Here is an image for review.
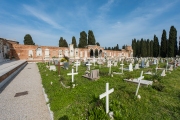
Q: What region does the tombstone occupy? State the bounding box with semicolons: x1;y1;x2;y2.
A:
55;62;63;76
67;69;78;83
107;60;111;67
134;64;139;70
113;61;118;67
161;69;166;77
153;59;157;64
140;60;145;68
63;62;69;70
129;63;133;71
168;65;173;71
145;61;149;67
49;65;56;71
99;83;114;114
54;60;59;65
86;62;92;71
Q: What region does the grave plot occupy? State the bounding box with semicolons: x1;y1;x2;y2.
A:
37;61;180;120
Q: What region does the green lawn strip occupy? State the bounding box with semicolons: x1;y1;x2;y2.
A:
37;62;180;120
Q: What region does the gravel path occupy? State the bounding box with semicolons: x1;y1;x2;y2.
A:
0;63;51;120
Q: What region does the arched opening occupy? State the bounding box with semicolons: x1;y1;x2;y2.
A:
99;49;102;57
90;49;93;57
95;49;98;58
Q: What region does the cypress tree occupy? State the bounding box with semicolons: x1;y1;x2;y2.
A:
88;30;96;45
168;26;177;57
153;35;159;57
59;37;64;47
147;39;150;57
96;42;100;46
71;36;77;48
150;40;153;57
24;34;35;45
78;31;87;48
160;30;167;57
179;37;180;55
63;39;68;47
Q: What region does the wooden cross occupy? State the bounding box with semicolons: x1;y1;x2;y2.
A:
99;83;114;114
55;62;63;76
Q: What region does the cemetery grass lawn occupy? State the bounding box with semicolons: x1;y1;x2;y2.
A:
37;63;180;120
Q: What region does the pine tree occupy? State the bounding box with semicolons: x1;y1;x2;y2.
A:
88;30;96;45
78;31;87;48
24;34;35;45
71;36;77;48
160;30;167;57
153;35;159;57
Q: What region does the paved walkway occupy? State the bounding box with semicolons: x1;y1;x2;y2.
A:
0;63;51;120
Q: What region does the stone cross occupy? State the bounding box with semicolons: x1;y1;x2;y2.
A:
99;83;114;114
135;71;144;96
67;68;78;83
74;61;80;72
86;62;92;71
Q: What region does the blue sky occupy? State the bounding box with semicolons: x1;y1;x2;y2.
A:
0;0;180;48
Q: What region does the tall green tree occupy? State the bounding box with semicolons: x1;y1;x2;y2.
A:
147;39;150;57
153;35;159;57
59;37;64;47
168;26;177;57
96;42;100;46
71;36;77;48
160;30;167;57
136;40;140;57
63;39;68;47
24;34;35;45
150;40;153;57
88;30;96;45
132;39;136;57
78;31;87;48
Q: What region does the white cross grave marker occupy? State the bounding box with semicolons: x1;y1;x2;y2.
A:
109;61;113;74
135;71;144;96
74;61;80;72
67;68;78;83
99;83;114;114
120;61;124;74
93;57;96;66
86;62;92;71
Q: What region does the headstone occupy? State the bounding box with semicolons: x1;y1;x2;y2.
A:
145;61;149;67
63;62;69;70
134;64;139;70
49;65;56;71
67;68;78;83
99;83;114;114
129;63;133;71
141;60;145;68
161;69;166;77
86;62;92;71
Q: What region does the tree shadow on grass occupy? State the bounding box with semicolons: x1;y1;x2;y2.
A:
58;115;69;120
